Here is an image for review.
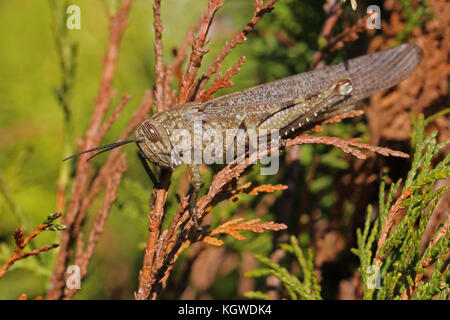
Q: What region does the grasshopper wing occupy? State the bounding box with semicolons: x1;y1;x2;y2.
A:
203;43;422;110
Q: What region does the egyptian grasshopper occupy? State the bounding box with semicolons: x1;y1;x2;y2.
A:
65;43;423;228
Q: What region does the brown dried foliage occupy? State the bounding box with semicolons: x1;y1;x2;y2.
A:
47;0;154;299
194;0;278;100
332;0;449;299
203;218;288;246
366;0;449;144
197;56;247;101
177;0;226;104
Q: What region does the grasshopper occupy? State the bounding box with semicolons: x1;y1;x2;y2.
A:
65;43;423;229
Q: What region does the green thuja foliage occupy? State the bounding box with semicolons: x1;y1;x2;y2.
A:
244;235;322;300
244;112;449;300
352;112;450;300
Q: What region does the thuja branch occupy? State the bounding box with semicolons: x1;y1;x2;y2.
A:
197;56;247;101
375;187;412;266
163;20;201;108
178;0;225;103
0;213;64;279
312;12;370;69
195;0;279;99
203;218;288;246
47;0;138;300
401;214;450;299
63;154;129;299
153;0;165;111
137;169;172;300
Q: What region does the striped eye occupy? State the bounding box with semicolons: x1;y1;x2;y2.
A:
141;122;161;143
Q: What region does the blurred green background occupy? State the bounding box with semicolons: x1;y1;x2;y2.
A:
0;0;387;299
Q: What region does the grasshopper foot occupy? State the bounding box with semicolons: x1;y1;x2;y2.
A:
187;164;203;232
191;205;202;232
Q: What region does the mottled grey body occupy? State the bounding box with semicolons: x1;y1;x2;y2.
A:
136;43;423;170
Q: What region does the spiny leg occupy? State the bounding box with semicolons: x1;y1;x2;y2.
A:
187;164;203;231
257;77;353;136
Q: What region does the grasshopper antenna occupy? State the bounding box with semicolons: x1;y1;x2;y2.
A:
63;139;140;162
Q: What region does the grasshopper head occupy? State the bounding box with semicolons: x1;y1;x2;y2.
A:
62;119;175;168
135;120;174;168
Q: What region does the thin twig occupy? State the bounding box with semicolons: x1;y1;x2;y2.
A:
64;154;128;299
375;187;412;267
163;23;199;108
401;213;450;299
178;0;225;103
197;56;246;101
0;213;62;279
312;13;369;69
47;0;134;300
97;93;133;140
136;169;172;300
153;0;165;111
195;0;279;99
